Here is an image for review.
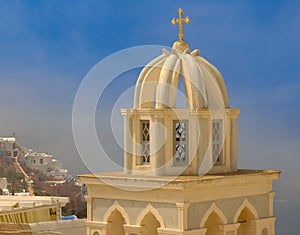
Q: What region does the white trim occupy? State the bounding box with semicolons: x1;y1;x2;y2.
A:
233;198;259;223
103;201;131;225
200;203;227;228
136;203;165;228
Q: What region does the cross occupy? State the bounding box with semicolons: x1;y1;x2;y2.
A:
171;8;190;41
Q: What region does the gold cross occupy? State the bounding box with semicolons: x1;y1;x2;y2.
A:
171;8;190;41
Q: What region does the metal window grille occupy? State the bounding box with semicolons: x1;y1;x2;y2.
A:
140;120;150;165
212;119;223;165
173;120;188;166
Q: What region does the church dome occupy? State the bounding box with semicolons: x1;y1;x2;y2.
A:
134;40;230;109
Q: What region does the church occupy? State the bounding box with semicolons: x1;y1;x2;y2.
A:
79;8;280;235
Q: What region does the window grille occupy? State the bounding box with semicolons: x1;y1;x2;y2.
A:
173;120;188;166
212;119;223;165
140;120;150;165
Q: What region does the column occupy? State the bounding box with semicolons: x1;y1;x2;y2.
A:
230;116;238;171
151;116;165;175
268;191;275;217
218;223;240;235
197;115;210;174
124;115;133;173
123;224;143;235
189;113;199;175
132;115;140;168
86;221;112;235
176;203;190;231
250;217;276;235
85;196;93;221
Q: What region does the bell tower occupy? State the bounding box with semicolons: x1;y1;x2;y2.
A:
122;8;239;176
79;8;280;235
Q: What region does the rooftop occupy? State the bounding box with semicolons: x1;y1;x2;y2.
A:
0;195;69;212
79;169;280;190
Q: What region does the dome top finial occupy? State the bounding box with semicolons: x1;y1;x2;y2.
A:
171;8;190;42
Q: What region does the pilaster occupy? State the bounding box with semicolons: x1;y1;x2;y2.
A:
268;191;275;217
230;115;238;171
85;196;93;221
176;202;190;231
124;115;133;173
250;217;276;235
151;116;165;175
86;221;111;235
218;223;240;235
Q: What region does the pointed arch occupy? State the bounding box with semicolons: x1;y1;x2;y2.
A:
233;199;259;223
136;203;165;228
103;201;131;225
200;203;227;228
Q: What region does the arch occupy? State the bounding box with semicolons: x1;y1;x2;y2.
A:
106;210;125;235
175;75;188;108
236;207;256;235
200;203;227;228
204;211;224;235
261;228;269;235
233;199;259;223
136;203;165;228
234;199;258;235
140;212;161;235
103;201;131;225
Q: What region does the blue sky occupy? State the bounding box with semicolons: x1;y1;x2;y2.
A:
0;1;299;233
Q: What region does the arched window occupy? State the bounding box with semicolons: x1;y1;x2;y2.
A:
140;212;161;235
236;207;256;235
262;228;269;235
93;232;100;235
204;211;223;235
107;209;126;235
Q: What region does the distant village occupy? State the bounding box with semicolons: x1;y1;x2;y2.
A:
0;137;86;234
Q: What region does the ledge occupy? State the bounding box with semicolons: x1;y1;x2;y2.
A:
78;169;281;190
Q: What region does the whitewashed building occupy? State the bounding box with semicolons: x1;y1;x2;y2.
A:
0;137;19;163
0;178;7;191
24;151;71;180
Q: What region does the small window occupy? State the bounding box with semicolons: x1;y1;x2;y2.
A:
212;119;223;165
40;158;43;164
93;232;100;235
261;228;269;235
173;120;188;166
140;120;150;165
